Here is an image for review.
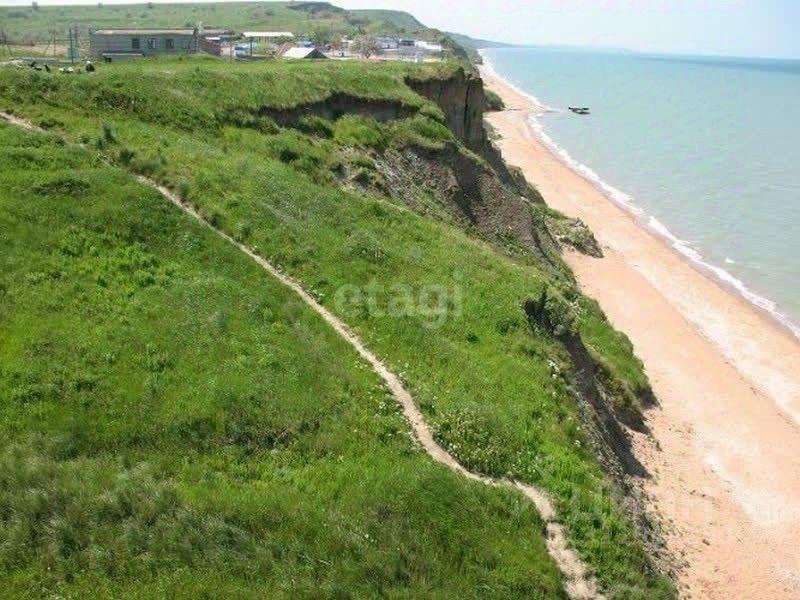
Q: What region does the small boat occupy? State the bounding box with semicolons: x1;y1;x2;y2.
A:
568;106;590;115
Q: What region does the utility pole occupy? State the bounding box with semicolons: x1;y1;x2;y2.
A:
67;26;76;64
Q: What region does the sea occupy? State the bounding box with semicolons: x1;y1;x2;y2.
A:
481;47;800;338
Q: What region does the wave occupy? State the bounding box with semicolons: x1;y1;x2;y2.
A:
522;111;800;340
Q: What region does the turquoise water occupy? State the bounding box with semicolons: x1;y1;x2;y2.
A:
482;47;800;336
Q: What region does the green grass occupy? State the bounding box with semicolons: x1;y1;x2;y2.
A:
485;89;506;111
0;123;570;598
348;9;424;32
0;58;674;598
0;1;457;56
0;57;452;127
0;1;371;41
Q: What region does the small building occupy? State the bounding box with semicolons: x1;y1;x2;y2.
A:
415;40;443;53
90;28;198;60
375;36;399;50
242;31;294;44
281;47;328;59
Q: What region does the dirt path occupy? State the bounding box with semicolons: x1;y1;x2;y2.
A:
478;68;800;599
1;111;603;600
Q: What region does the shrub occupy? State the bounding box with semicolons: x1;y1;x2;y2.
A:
296;115;333;138
333;115;385;149
117;147;135;165
233;220;252;242
484;89;505;111
352;167;371;184
350;153;375;170
176;180;191;200
523;286;578;338
256;116;279;135
392;116;453;149
278;147;299;163
131;156;161;177
102;123;116;144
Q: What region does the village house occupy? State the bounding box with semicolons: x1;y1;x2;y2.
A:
281;46;328;60
375;36;399;51
415;40;443;53
90;28;198;60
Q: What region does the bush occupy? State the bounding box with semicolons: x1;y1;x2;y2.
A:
392;116;453;149
176;180;191;200
131;156;162;177
350;153;375;170
117;147;136;165
524;286;578;338
278;147;299;163
345;230;387;263
333;115;385;149
296;115;333;138
102;123;116;144
256;116;279;135
484;89;505;112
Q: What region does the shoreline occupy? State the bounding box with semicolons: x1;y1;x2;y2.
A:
478;58;800;598
479;50;800;343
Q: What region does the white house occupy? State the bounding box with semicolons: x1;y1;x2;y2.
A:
281;47;328;59
415;40;443;53
375;36;399;50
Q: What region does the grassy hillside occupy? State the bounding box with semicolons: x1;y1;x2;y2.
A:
446;32;513;63
0;57;673;598
0;121;570;598
349;9;424;32
1;1;437;46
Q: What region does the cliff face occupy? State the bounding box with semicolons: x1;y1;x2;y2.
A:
406;69;550;202
365;144;566;273
396;71;651;484
405;69;488;151
258;92;418;126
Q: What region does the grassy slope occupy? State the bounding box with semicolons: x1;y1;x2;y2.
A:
1;1;428;44
0;122;569;598
0;58;671;597
348;9;424;31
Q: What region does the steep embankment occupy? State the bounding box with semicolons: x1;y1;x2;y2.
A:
0;58;673;598
0;117;572;598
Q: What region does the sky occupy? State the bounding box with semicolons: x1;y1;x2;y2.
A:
1;0;798;59
339;0;800;59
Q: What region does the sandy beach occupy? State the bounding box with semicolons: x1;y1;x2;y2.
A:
479;64;800;598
